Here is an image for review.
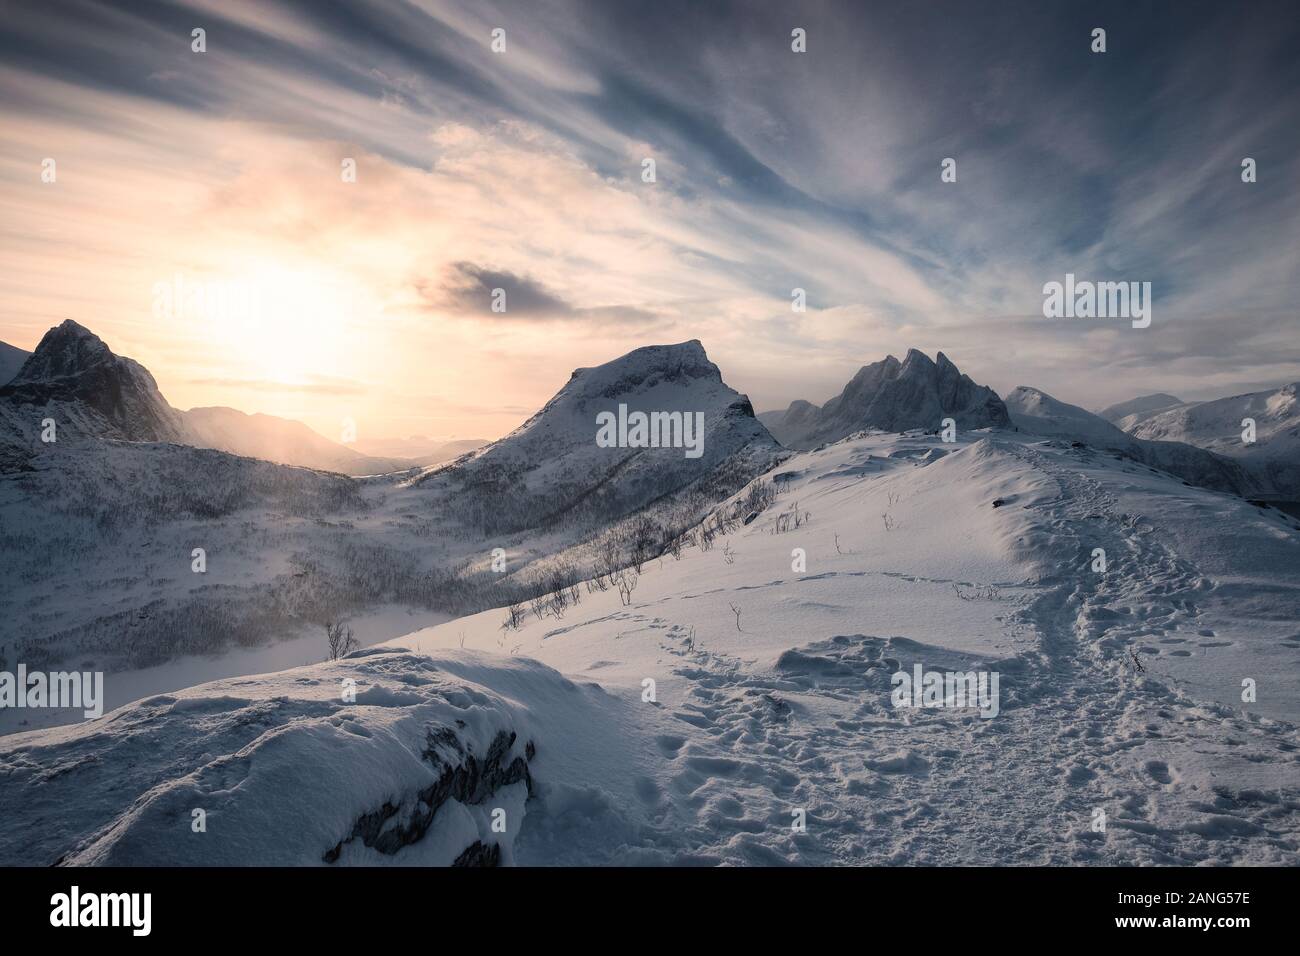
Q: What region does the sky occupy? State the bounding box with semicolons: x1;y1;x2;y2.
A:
1;0;1298;443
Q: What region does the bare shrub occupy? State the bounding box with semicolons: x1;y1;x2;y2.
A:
773;502;810;534
325;621;357;660
502;602;525;631
615;568;639;606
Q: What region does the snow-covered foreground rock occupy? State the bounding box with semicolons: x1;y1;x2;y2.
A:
2;432;1297;865
0;647;649;866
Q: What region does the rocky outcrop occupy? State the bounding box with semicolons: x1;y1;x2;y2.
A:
323;728;535;864
0;319;188;444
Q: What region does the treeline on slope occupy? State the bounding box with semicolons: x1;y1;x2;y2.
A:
3;448;782;671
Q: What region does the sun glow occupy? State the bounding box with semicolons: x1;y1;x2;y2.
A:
167;260;373;389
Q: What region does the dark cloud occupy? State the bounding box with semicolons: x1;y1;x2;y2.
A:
430;262;658;325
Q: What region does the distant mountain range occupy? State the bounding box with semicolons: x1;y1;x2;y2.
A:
756;349;1298;500
1111;386;1299;458
0;321;482;476
1096;385;1300;499
4;321;1296;503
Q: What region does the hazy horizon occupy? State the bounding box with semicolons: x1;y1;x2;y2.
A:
3;320;1299;447
3;0;1299;442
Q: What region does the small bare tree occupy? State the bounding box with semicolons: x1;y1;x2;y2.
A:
728;602;743;631
616;568;639;606
502;602;525;631
325;621;357;660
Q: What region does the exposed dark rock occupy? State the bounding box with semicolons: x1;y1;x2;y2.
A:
452;841;502;867
0;320;188;444
322;727;534;863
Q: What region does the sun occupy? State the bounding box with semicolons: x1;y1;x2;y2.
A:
199;261;363;387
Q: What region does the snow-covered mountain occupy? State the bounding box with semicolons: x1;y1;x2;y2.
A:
5;428;1296;866
0;340;29;387
0;331;782;683
0;321;429;477
1097;392;1183;428
420;340;784;534
761;349;1009;449
1122;384;1300;460
184;406;420;476
1005;386;1260;497
0;320;189;454
1091;383;1300;498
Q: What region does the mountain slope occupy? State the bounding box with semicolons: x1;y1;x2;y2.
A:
0;341;30;387
1124;383;1300;464
763;349;1009;449
184;406;418;476
418;340;784;534
1097;392;1183;427
7;429;1296;866
1005;386;1260;497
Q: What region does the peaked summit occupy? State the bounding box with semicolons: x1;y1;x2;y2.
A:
0;319;188;446
760;349;1009;449
422;339;782;533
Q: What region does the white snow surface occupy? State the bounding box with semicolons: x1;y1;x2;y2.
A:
3;430;1298;866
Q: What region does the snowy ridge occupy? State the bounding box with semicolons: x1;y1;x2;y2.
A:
0;648;585;866
4;429;1296;865
1098;393;1183;428
1005;385;1263;498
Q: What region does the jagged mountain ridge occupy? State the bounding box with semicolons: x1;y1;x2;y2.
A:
761;349;1009;449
